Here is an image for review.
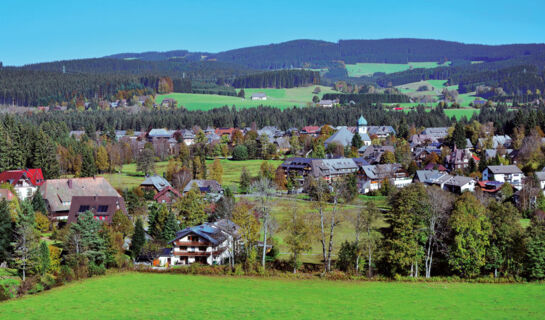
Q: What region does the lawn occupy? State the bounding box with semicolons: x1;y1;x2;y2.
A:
346;62;450;77
156;85;336;111
1;272;544;319
205;159;283;191
242;195;389;263
102;159;283;191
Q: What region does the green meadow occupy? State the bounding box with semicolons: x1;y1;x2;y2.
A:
156;85;336;111
1;272;544;320
346;61;450;77
102;159;283;191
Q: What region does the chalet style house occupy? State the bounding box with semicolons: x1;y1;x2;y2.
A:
157;220;239;266
359;164;412;193
0;168;44;200
40;177;123;221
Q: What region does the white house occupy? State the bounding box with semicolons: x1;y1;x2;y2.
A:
0;169;44;201
482;165;523;189
317;99;336;108
360;164;412;193
250;92;267;101
158;220;238;267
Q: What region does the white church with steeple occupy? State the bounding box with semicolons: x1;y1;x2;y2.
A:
357;115;368;135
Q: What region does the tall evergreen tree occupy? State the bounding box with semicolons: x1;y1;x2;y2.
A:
80;146;97;177
452;122;467;149
162;211;178;242
31;129;60;179
38;241;50;276
31;192;47;215
0;199;13;263
131;218;146;259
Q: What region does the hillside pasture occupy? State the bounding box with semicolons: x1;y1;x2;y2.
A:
156;85;335;111
1;273;544;319
346;61;450;77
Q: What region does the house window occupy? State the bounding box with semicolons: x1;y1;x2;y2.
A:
97;205;108;213
78;205;90;212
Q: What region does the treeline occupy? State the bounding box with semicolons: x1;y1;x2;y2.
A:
322;93;410;104
232;70;320;88
0;68;165;106
10;105;453;132
0;117;61;179
22;58;254;80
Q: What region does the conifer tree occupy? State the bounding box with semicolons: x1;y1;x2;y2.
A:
239;167;251;194
0;199;13;263
38;241;50;275
162;211;178;242
131;218;146;259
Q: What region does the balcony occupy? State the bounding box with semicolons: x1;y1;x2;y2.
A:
173;241;209;246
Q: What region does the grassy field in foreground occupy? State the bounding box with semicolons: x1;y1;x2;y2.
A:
156;86;336;111
346;62;450;77
103;159;283;191
1;273;544;319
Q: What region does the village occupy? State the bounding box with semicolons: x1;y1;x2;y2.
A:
0;113;541;270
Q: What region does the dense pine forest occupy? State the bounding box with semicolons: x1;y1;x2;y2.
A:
232;70;320;88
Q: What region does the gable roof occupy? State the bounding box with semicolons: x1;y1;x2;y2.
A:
153;186;182;201
141;175;171;192
0;169;44;186
486;165;522;174
41;177;121;213
251;92;266;98
310;158;358;178
169;224;228;246
324;127;354;147
67;196;127;223
183;180;222;193
301;126;321;134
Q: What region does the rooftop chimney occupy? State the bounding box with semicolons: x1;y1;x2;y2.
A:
67;179;73;189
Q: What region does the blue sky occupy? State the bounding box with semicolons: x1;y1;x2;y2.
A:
1;0;544;66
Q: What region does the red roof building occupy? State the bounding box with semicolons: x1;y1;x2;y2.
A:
301;126;321;135
154;186;182;204
215;128;236;137
0;169;44;200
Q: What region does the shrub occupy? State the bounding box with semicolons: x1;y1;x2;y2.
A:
59;265;75;284
88;263;106;277
0;279;19;301
35;212;51;233
232;145;249;160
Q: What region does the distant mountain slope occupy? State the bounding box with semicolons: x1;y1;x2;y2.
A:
210;39;545;69
104;50;210;62
99;39;545;71
22;58;254;80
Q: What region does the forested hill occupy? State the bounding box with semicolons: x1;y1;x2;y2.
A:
207;39;545;69
21;58;254;80
99;39;545;70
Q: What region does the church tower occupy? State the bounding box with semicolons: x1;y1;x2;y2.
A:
357;115;368;135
